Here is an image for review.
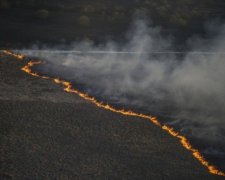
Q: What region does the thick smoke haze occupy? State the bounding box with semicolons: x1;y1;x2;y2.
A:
23;20;225;165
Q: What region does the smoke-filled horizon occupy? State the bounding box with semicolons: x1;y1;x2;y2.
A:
21;20;225;167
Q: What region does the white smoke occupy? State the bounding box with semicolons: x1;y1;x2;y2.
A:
22;20;225;157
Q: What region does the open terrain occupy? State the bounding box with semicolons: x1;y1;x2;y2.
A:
0;53;223;179
1;0;225;179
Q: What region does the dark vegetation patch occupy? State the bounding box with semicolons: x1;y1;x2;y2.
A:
0;0;225;47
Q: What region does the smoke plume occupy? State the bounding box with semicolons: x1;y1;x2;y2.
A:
23;20;225;166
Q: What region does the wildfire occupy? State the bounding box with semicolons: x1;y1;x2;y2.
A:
21;61;50;79
3;50;25;60
3;50;225;177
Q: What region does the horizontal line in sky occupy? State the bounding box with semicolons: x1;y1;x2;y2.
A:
1;50;225;55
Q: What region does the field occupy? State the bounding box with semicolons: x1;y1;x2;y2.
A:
0;53;223;179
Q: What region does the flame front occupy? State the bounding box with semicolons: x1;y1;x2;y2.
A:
3;50;25;60
3;50;225;177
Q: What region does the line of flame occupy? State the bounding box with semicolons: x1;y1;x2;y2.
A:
3;50;25;60
3;50;225;176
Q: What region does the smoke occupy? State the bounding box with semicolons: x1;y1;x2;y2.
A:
23;20;225;161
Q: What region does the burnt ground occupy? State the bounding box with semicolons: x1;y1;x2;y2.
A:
0;54;223;180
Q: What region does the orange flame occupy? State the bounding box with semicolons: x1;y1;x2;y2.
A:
3;50;225;176
3;50;25;60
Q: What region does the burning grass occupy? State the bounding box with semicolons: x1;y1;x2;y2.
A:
3;50;225;177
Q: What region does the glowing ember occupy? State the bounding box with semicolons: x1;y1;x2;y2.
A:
3;50;225;177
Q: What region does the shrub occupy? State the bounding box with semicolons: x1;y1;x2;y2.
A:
169;14;187;27
78;15;90;27
82;5;95;13
0;0;10;9
35;9;50;19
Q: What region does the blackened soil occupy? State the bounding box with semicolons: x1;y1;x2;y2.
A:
0;54;223;179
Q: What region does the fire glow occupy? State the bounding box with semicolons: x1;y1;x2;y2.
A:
3;50;25;60
3;50;225;177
